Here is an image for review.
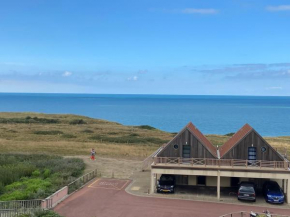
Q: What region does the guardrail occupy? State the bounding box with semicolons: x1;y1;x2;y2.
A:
0;168;98;217
153;157;290;170
68;169;97;194
142;147;164;171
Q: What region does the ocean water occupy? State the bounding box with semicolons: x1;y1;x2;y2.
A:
0;93;289;136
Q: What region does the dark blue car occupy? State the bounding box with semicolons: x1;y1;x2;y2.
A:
263;181;284;204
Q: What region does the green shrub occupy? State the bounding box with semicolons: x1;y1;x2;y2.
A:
32;170;41;177
33;131;63;135
225;132;235;136
43;169;51;178
81;129;94;133
18;210;64;217
0;154;85;201
136;125;156;130
69;119;86;125
61;134;77;139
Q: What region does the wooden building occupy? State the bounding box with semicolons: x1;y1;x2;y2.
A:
151;122;290;203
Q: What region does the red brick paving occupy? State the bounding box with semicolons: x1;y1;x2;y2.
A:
54;179;290;217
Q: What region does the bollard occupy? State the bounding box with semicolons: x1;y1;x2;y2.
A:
112;171;114;178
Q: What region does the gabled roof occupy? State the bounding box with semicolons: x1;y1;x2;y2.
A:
186;122;217;157
219;123;253;158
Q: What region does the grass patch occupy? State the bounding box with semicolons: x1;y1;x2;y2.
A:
81;129;94;134
34;131;63;135
136;125;156;130
19;210;64;217
89;134;168;144
0;116;59;124
0;154;85;201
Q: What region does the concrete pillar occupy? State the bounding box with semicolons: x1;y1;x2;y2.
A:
287;179;290;204
217;171;220;200
150;171;155;194
283;179;287;194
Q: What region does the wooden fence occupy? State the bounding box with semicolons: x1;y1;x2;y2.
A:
0;169;98;217
154;157;290;170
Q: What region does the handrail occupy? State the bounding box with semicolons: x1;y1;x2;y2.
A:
153;157;290;170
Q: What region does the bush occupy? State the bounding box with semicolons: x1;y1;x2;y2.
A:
81;129;94;133
33;131;63;135
61;134;77;139
69;119;86;125
225;132;235;136
136;125;156;130
0;154;85;201
32;170;41;177
18;210;64;217
43;169;51;179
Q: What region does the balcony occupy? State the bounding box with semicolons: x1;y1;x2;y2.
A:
152;157;290;172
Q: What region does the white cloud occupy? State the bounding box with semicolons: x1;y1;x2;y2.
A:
62;71;72;77
266;5;290;11
127;76;138;81
267;87;283;90
181;8;218;14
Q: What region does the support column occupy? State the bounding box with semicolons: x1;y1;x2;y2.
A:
283;179;287;194
217;171;220;200
287;179;290;204
150;171;155;194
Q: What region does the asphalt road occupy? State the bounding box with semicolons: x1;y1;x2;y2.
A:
54;178;290;217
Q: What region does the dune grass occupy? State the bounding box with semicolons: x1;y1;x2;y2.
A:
0;112;289;158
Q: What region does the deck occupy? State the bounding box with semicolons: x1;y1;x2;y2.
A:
152;157;290;172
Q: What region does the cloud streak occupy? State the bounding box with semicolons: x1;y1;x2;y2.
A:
181;8;218;14
266;5;290;12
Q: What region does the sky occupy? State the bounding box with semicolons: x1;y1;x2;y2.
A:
0;0;290;96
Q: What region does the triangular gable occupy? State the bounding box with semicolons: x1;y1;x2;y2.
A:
157;122;217;158
220;123;284;160
219;123;252;158
186;122;217;158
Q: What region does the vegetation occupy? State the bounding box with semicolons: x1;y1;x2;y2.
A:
0;154;85;201
18;210;64;217
224;132;235;136
136;125;156;130
69;119;86;125
0;112;289;158
0;116;59;124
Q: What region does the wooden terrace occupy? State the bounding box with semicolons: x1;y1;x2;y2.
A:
152;157;290;172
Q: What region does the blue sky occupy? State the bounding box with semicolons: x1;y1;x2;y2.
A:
0;0;290;95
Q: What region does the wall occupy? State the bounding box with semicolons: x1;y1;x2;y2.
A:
158;129;216;159
222;131;284;161
188;176;196;185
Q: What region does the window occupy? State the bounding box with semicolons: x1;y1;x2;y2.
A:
173;144;179;149
182;145;191;158
248;147;257;163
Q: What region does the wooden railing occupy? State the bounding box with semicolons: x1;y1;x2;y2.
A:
153;157;290;170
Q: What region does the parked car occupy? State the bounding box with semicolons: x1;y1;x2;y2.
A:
263;181;284;204
157;175;175;193
238;182;256;202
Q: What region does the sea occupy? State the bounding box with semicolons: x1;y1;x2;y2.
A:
0;93;289;136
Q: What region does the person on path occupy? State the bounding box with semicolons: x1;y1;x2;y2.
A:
91;148;96;160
